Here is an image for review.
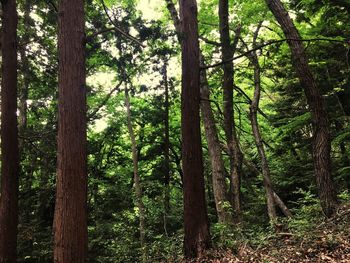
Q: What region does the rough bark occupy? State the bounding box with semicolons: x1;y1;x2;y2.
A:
125;85;146;261
0;0;20;261
179;0;211;257
53;0;88;261
218;0;243;223
265;0;338;217
200;57;233;224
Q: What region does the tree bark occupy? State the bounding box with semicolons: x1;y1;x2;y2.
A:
250;62;277;222
125;85;146;261
265;0;338;217
200;57;233;224
248;24;277;222
165;0;232;227
0;0;20;261
179;0;211;257
218;0;243;223
53;0;88;261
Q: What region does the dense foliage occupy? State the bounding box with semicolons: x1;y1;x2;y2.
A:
3;0;349;262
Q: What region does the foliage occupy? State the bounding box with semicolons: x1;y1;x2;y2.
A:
10;0;350;262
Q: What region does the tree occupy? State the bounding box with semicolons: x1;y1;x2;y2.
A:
218;0;243;222
166;0;233;226
179;0;211;257
124;83;146;261
265;0;338;217
162;59;171;235
200;58;233;224
53;0;88;261
0;0;20;261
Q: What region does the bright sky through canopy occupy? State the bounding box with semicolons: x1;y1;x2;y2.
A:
137;0;163;20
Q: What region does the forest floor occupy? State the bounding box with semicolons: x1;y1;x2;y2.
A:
177;204;350;263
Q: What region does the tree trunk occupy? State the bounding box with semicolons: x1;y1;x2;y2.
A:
165;0;232;227
125;85;146;262
244;159;292;218
53;0;88;261
18;0;31;134
265;0;338;217
248;26;277;222
162;60;170;236
218;0;243;223
0;0;20;261
179;0;211;257
250;75;277;222
273;192;292;218
200;56;233;224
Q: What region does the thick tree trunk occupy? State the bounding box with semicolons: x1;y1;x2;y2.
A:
0;0;20;262
125;85;146;261
53;0;88;261
200;57;233;224
162;61;171;236
265;0;338;217
179;0;211;257
218;0;243;223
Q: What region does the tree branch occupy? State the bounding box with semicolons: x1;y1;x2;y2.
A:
88;80;123;120
202;38;347;69
100;0;145;47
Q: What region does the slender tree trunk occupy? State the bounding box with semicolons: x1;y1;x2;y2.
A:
165;0;181;36
19;0;32;227
273;192;292;218
244;159;292;218
18;0;31;134
248;26;277;222
179;0;211;257
162;60;170;236
18;3;29;122
165;0;232;226
249;67;277;222
0;0;20;261
248;24;291;222
53;0;88;261
125;85;146;261
265;0;338;217
218;0;243;223
200;57;233;224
